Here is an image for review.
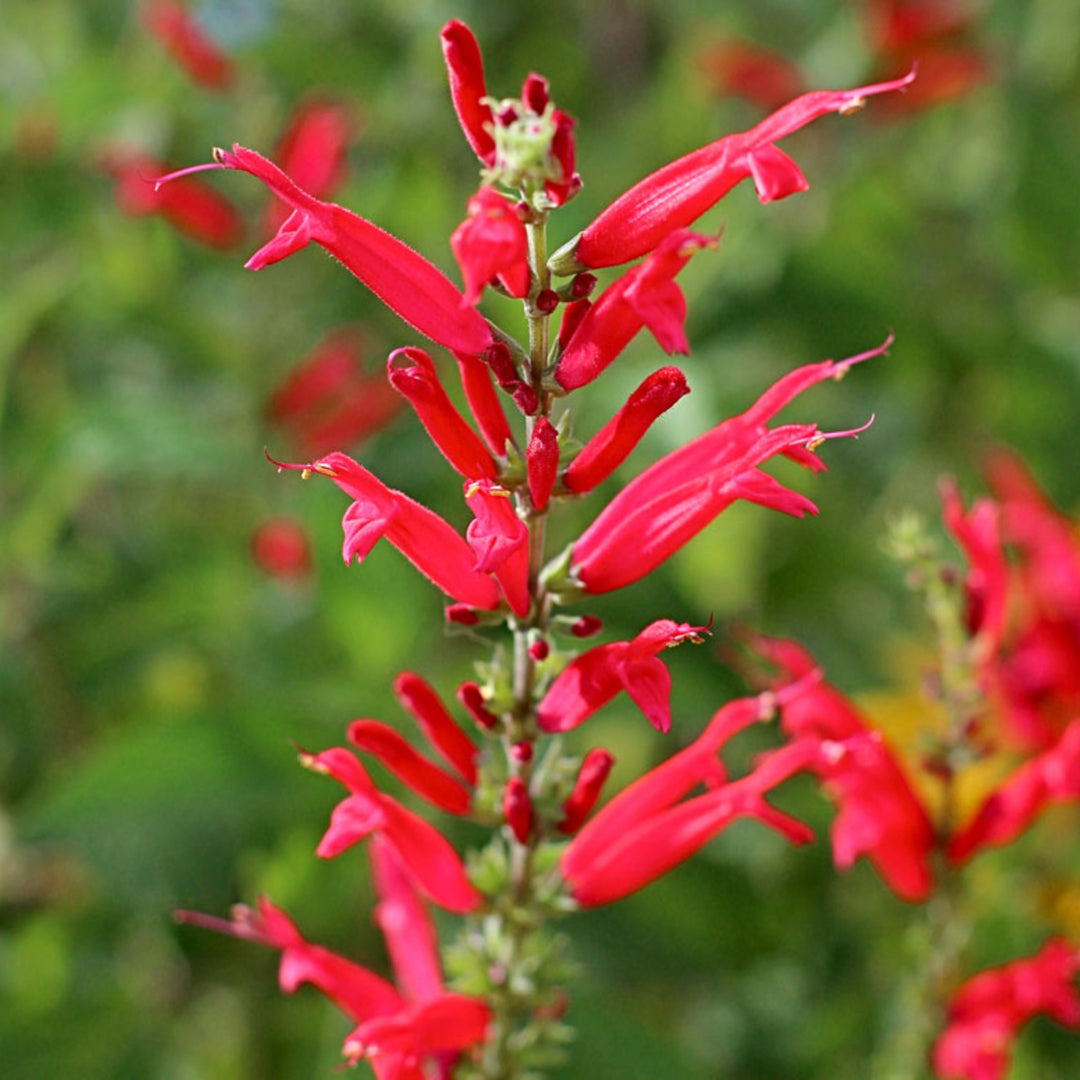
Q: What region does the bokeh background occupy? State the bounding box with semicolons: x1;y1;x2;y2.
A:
3;0;1080;1076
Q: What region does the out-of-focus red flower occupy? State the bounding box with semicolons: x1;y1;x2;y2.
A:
266;328;403;458
550;71;914;272
864;0;990;116
931;938;1080;1080
569;338;888;594
755;634;936;902
451;186;530;304
561;692;815;906
265;96;354;234
948;718;1080;864
536;619;709;734
696;39;805;111
103;149;243;249
250;517;312;579
141;0;235;91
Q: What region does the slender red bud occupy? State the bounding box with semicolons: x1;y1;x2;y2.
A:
527;417;560;510
504;778;534;843
457;682;499;729
558;748;615;834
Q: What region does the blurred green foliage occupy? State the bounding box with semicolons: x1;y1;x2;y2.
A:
2;0;1080;1077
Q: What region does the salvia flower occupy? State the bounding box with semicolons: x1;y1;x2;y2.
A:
451;186;530;304
561;693;815;906
388;347;499;479
273;451;502;611
554;229;717;391
464;480;531;617
931;938;1080;1080
536;618;710;734
526;416;560;511
141;0;235;91
303;747;482;913
569;339;889;594
550;69;915;272
164;145;493;356
947;718;1080;864
393;672;480;786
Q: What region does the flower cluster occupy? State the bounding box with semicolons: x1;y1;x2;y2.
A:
157;16;1076;1080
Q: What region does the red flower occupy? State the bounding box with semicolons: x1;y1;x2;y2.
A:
947;718;1080;864
266;328;403;457
393;672;480;786
563;366;690;493
561;692;814;906
440;20;496;164
265;96;353;234
757;636;935;902
550;71;914;272
931;938;1080;1080
141;0;235;91
452;351;514;458
303;747;481;913
388;347;499;479
536;619;709;734
104;149;243;249
696;39;805;111
554;230;717;391
569;338;888;594
451;186;530;304
463;479;531;617
250;517;312;579
165;145;493;356
274;451;502;611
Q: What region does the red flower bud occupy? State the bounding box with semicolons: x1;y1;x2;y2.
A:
527;416;559;510
504;777;534;843
558;748;615;834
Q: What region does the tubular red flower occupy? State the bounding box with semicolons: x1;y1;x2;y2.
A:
266;327;403;457
200;145;493;355
369;836;443;1005
104;149;243;249
141;0;235;91
305;747;482;913
503;777;534;843
344;993;492;1070
537;619;709;734
931;938;1080;1080
561;693;814;906
554;230;717;391
175;897;403;1022
563;366;690;493
554;70;915;271
947;718;1080;865
570;339;888;593
558;748;616;835
393;672;479;787
526;416;559;510
440;20;496;164
275;451;501;610
347;719;474;815
940;476;1009;653
265;96;352;234
451;186;530;304
453;351;514;458
388;347;498;479
464;480;531;617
